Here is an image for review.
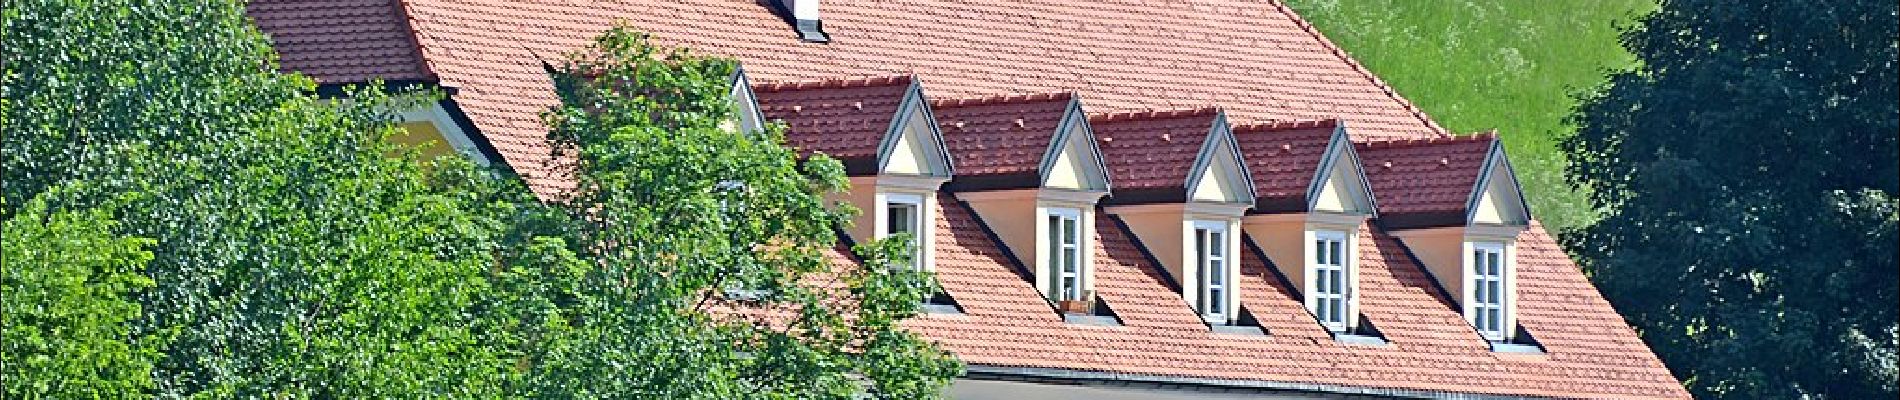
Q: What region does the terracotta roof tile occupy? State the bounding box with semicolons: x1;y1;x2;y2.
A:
914;197;1685;398
251;0;1453;197
1090;108;1221;194
1232;119;1340;213
1355;133;1498;229
248;0;432;82
932;92;1074;180
754;75;914;164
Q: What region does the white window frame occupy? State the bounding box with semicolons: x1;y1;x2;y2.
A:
1046;208;1084;302
1193;221;1231;324
1470;242;1508;341
1310;230;1350;332
879;193;924;270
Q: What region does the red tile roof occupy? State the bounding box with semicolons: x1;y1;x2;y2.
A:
1232;119;1340;213
918;197;1685;398
248;1;1685;397
1089;108;1223;199
249;0;1451;197
932;92;1075;185
1355;134;1498;230
754;75;915;172
248;0;432;83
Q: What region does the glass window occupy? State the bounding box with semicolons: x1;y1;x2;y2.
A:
1311;231;1349;331
882;194;923;270
1195;222;1229;324
1470;243;1508;341
1047;208;1083;302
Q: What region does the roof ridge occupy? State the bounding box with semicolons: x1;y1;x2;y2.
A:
1231;118;1340;133
930;91;1073;109
1086;106;1220;123
1355;131;1498;150
754;74;913;93
1265;1;1449;138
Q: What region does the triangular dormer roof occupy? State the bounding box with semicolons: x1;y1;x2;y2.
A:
934;93;1109;192
1356;133;1526;230
1233;119;1376;215
1093;108;1255;205
754;75;952;177
728;66;767;134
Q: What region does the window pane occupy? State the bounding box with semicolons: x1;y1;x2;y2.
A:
1062;217;1077;245
1209;288;1223;313
1330;270;1342;293
1062;277;1077;300
1488;281;1501;304
1316;301;1328;321
1329;240;1342;266
887;204;911;235
1316;239;1326;264
1487;309;1501;331
1210;231;1224;254
1487;251;1501;275
1047;215;1060;296
1329;299;1342;322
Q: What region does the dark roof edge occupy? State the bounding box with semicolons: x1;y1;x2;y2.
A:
964;365;1558;400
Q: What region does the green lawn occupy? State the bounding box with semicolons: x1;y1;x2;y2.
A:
1284;0;1655;234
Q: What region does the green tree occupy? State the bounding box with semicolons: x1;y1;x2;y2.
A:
1;195;161;397
4;0;549;396
1564;0;1899;397
516;27;961;398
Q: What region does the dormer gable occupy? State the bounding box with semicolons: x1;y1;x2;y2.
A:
1468;143;1530;227
1308;128;1377;215
1041;100;1112;192
753;74;952;177
1186;119;1255;205
728;67;766;134
877;80;954;177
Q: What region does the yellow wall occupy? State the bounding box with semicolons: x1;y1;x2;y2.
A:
390;121;457;161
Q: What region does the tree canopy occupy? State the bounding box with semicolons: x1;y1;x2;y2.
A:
1564;0;1898;397
2;0;956;397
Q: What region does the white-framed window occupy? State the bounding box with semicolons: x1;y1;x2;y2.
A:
1470;242;1507;341
1311;230;1349;331
881;193;923;270
1046;208;1083;302
1193;221;1230;324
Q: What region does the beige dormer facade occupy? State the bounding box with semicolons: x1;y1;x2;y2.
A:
1239;127;1378;334
391;101;491;166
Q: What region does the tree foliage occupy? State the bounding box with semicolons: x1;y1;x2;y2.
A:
523;28;960;398
1564;0;1899;397
2;196;160;397
3;1;956;397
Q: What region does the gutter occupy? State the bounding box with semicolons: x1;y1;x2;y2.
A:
963;365;1559;400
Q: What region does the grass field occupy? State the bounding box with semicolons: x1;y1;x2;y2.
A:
1283;0;1656;234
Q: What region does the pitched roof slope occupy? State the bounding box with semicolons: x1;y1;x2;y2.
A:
247;0;432;83
916;197;1686;398
1090;108;1222;195
249;0;1450;197
1355;134;1497;228
754;75;914;169
932;93;1074;183
1232;119;1340;213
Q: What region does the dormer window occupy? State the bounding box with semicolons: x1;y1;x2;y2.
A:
1311;230;1349;331
1092;108;1257;327
1193;221;1232;323
880;193;924;269
1469;242;1508;340
393;102;492;166
755;75;954;274
1046;207;1084;302
1358;134;1533;346
1234;120;1378;338
934;93;1113;319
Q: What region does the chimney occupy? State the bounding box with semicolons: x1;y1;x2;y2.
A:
774;0;828;43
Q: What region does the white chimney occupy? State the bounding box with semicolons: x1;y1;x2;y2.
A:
776;0;829;42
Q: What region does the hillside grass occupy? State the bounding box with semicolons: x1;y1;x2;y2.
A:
1283;0;1656;234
